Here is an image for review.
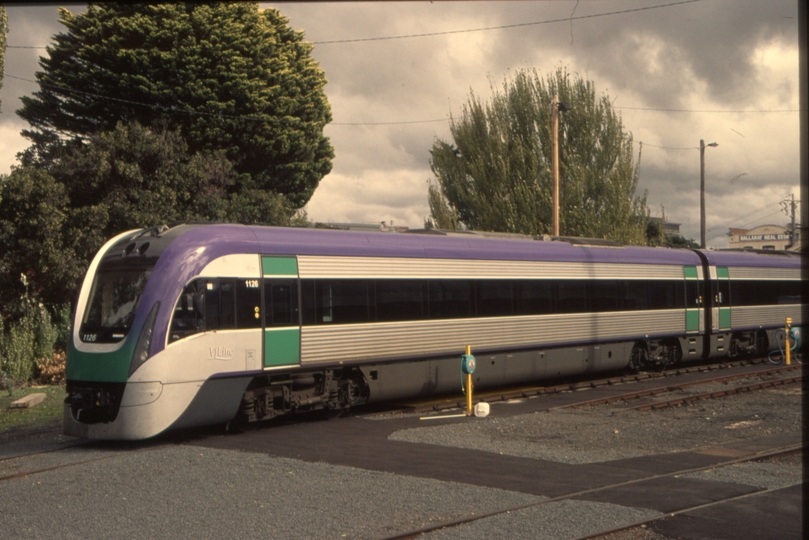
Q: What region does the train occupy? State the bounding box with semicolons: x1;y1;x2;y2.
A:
64;223;804;439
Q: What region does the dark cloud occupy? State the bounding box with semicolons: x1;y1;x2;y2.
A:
1;2;800;245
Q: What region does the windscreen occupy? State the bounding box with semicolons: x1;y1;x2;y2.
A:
80;268;153;343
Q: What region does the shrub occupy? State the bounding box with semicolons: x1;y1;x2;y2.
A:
0;274;64;385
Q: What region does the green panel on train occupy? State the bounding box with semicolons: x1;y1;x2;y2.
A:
262;256;298;276
264;328;301;367
684;266;700;333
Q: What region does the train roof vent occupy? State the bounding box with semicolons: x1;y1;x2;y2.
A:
403;228;448;235
131;224;170;240
540;236;624;248
718;248;794;257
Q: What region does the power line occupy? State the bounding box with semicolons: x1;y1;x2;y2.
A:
3;72;288;124
331;118;447;126
3;1;702;51
704;208;788;242
310;0;702;44
641;143;696;150
682;196;791;239
617;106;798;113
2;70;801;128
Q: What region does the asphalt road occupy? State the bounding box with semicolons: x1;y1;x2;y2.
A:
0;376;803;540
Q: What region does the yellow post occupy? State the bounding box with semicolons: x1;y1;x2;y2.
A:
465;345;473;416
785;318;792;366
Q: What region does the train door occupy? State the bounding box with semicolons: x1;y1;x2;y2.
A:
711;266;731;331
684;266;702;333
262;257;301;368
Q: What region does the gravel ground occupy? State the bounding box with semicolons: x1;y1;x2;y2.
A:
680;452;804;488
0;445;547;539
1;378;801;539
422;499;662;540
388;386;802;464
0;418;75;460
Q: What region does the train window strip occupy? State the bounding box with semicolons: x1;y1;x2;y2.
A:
299;278;689;326
728;279;802;307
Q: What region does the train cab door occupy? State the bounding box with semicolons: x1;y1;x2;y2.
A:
711;266;731;331
684;266;702;333
262;257;301;368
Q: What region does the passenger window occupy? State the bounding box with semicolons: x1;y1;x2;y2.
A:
265;280;299;326
475;280;514;317
169;277;262;343
516;281;554;315
429;280;471;319
218;280;235;329
315;280;372;324
376;280;424;322
557;280;588;313
590;281;621;312
168;281;205;343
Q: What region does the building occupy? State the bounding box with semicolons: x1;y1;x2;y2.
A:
648;216;681;237
727;223;804;251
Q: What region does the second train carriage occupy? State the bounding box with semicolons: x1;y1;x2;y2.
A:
64;224;804;439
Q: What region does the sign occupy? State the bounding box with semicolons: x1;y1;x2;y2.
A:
738;233;790;242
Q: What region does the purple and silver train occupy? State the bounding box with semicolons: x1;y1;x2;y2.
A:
64;223;804;439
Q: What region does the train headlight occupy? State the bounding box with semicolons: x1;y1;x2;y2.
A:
129;302;160;377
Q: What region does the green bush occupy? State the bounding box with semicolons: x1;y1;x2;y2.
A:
53;303;73;351
0;275;65;385
1;312;36;384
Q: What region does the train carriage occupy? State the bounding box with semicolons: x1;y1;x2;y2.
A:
64;224;803;440
695;249;803;358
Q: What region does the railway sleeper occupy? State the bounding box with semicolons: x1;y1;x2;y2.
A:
237;368;369;423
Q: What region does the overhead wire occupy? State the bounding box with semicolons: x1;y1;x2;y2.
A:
3;0;703;50
704;208;789;242
2;0;798;124
309;0;702;44
681;197;793;239
4;70;799;128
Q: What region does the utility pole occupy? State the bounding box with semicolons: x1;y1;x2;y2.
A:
551;95;560;237
699;139;718;249
782;193;799;249
550;96;570;238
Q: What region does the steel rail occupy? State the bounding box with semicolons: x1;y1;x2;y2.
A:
546;364;802;411
404;357;789;415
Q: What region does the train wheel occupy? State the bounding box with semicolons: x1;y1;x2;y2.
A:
629;344;648;373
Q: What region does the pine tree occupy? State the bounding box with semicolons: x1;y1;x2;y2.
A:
17;3;332;208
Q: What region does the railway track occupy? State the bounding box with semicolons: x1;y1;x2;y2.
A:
403;357;803;416
0;437;169;483
548;363;802;412
377;443;804;540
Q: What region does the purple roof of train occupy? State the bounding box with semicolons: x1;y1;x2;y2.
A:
157;223;805;273
215;224;803;265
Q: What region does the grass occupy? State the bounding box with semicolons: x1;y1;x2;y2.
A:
0;385;66;434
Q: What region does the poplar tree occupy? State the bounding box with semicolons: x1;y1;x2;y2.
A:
429;67;649;245
17;3;332;208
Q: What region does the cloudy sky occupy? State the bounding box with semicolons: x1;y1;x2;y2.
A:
0;1;801;247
